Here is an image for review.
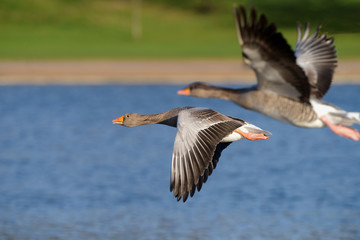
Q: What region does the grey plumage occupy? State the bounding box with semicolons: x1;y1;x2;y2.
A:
114;107;270;202
178;5;360;139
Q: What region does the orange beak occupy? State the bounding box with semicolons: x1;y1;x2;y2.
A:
112;115;124;125
177;87;190;96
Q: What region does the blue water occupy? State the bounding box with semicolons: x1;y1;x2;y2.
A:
0;84;359;240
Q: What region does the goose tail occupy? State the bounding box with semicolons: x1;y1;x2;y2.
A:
241;122;272;136
330;111;360;126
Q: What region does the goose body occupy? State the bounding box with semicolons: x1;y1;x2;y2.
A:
113;107;270;202
178;5;360;141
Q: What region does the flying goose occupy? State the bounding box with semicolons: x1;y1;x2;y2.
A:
178;5;360;141
113;107;270;202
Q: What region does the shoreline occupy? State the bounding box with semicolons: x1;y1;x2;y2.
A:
0;59;359;85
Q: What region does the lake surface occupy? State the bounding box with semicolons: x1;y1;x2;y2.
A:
0;84;359;240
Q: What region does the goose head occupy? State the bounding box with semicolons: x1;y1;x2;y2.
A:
113;113;144;127
177;82;215;98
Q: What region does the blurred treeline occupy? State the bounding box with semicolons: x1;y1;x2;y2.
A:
0;0;359;59
149;0;360;32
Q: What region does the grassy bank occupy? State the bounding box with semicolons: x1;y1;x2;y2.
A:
0;0;359;60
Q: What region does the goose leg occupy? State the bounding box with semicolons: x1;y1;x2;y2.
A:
234;129;269;140
320;115;360;141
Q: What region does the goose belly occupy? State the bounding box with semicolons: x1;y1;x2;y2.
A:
245;93;322;128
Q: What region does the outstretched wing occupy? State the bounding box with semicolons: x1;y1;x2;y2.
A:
234;5;310;102
170;108;243;202
295;23;337;99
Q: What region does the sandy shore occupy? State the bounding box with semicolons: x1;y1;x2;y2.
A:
0;59;359;84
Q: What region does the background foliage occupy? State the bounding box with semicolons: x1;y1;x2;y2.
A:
0;0;359;59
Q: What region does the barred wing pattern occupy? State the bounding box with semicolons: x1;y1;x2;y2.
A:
295;23;337;99
234;5;310;102
170;108;243;202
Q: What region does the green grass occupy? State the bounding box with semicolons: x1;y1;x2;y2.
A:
0;0;359;60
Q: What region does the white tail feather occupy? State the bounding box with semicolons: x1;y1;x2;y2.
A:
329;111;360;126
242;122;272;136
311;99;360;126
347;112;360;122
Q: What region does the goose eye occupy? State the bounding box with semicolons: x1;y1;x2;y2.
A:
126;114;130;118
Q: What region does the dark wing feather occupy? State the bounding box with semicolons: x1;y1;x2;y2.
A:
234;5;310;102
295;23;337;99
212;142;232;171
170;108;243;202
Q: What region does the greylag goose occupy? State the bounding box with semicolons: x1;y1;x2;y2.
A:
178;5;360;141
113;107;270;202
